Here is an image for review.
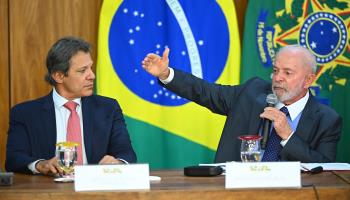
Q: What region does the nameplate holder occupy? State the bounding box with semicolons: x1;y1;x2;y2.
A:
74;164;150;191
225;162;300;189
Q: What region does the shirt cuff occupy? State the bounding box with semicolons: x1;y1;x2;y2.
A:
28;159;44;174
280;131;294;147
159;67;174;84
117;158;129;164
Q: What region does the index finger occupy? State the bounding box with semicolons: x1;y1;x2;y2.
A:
162;47;170;61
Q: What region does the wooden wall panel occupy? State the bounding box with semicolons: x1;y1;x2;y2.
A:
10;0;102;106
0;0;9;171
234;0;248;43
2;0;102;171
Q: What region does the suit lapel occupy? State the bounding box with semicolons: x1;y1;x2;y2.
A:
295;95;318;140
42;92;57;157
248;93;269;134
82;96;94;163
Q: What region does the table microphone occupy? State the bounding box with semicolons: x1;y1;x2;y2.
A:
261;93;278;149
0;171;13;186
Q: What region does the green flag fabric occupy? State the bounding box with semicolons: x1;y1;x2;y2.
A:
97;0;241;169
241;0;350;162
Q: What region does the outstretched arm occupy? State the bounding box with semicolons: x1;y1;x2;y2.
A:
142;48;171;80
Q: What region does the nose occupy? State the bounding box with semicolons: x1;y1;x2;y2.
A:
272;71;283;82
87;68;95;80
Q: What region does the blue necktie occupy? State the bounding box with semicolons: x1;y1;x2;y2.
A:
262;106;289;161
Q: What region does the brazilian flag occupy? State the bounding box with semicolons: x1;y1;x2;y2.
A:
97;0;240;169
241;0;350;162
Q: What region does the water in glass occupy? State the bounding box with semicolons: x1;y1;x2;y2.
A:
238;135;262;162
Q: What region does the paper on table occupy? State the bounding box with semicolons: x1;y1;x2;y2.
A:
200;162;350;172
149;176;161;181
301;163;350;171
54;175;160;183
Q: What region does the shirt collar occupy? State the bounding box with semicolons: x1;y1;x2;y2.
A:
52;88;81;108
275;91;309;121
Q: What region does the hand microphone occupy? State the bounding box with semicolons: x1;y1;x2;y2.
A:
261;93;278;149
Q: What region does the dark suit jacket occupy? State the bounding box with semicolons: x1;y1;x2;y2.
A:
162;69;341;163
6;92;136;173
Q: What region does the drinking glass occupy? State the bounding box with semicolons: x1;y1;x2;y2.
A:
238;135;262;162
55;142;78;181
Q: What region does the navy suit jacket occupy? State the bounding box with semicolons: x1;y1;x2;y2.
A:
162;69;342;163
6;92;136;173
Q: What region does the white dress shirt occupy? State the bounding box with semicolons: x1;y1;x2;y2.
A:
276;91;309;146
52;88;88;164
28;88;88;173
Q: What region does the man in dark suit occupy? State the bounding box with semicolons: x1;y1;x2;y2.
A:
142;45;341;163
6;37;136;175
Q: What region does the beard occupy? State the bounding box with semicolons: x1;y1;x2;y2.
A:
272;81;305;103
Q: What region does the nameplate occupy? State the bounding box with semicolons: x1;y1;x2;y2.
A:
74;164;150;191
225;162;300;188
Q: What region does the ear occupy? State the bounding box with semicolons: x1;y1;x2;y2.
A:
51;71;65;84
304;73;316;89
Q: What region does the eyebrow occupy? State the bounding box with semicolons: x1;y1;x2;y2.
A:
274;66;295;71
76;66;88;70
77;62;93;70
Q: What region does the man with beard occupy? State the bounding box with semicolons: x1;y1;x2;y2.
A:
142;45;341;163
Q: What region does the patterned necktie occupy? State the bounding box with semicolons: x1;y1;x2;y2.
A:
262;106;289;161
64;101;83;165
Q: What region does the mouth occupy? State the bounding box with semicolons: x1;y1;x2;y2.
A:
273;86;286;94
85;84;94;89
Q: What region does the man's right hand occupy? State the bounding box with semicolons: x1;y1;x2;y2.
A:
35;157;62;176
142;48;170;80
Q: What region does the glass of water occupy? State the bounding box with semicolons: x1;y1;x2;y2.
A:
55;142;78;180
238;135;262;162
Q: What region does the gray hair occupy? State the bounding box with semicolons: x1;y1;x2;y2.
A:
275;45;317;73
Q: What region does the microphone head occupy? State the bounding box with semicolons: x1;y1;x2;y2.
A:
266;93;278;105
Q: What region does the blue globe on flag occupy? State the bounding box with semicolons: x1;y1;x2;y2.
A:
108;0;229;106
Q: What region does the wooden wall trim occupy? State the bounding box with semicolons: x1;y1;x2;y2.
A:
0;0;9;171
234;0;248;44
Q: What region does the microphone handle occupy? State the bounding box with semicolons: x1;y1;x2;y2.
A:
261;103;275;149
261;119;272;149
